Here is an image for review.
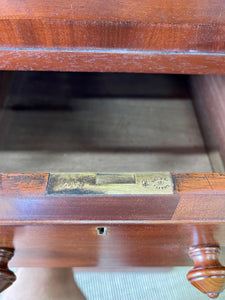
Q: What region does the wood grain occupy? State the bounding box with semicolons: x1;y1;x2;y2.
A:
187;247;225;298
189;76;224;172
0;49;225;73
0;0;224;25
173;173;225;194
172;174;225;220
0;173;49;196
172;195;225;220
0;223;223;268
0;194;179;222
0;20;224;53
190;76;225;165
0;1;224;72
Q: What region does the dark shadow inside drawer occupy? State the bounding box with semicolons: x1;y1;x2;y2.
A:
0;72;217;172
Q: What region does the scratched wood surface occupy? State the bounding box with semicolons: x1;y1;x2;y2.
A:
0;0;224;24
0;20;225;53
0;1;224;72
1;49;225;74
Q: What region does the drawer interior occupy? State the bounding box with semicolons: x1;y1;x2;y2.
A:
0;72;221;173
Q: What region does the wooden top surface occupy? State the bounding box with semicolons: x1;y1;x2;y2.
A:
0;1;225;73
0;0;224;25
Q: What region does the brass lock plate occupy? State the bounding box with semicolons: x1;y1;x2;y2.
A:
47;172;173;195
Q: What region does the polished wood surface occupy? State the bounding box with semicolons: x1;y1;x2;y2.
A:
190;75;225;165
0;1;224;72
1;49;225;73
0;224;224;269
190;76;225;172
0;0;223;24
187;246;225;299
0;248;16;292
0;20;224;53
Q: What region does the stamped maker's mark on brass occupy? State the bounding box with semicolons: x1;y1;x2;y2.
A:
151;177;171;190
47;172;173;195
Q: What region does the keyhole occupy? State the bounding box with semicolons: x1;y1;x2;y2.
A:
96;227;107;236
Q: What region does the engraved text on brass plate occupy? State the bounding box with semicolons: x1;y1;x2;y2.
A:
47;172;173;195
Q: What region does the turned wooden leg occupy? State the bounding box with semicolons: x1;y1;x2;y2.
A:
0;248;16;293
187;246;225;299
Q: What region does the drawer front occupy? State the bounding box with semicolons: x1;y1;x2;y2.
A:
1;172;225;268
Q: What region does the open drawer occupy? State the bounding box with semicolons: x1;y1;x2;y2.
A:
0;72;225;298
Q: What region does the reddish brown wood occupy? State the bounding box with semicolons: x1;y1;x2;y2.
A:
0;1;224;72
0;248;16;292
173;173;225;194
0;194;180;222
190;75;225;165
172;174;225;220
0;173;49;196
0;49;225;73
172;195;225;220
0;20;224;53
187;246;225;298
0;224;221;268
0;0;223;25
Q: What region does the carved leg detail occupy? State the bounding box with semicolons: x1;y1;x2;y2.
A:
0;248;16;293
187;246;225;299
